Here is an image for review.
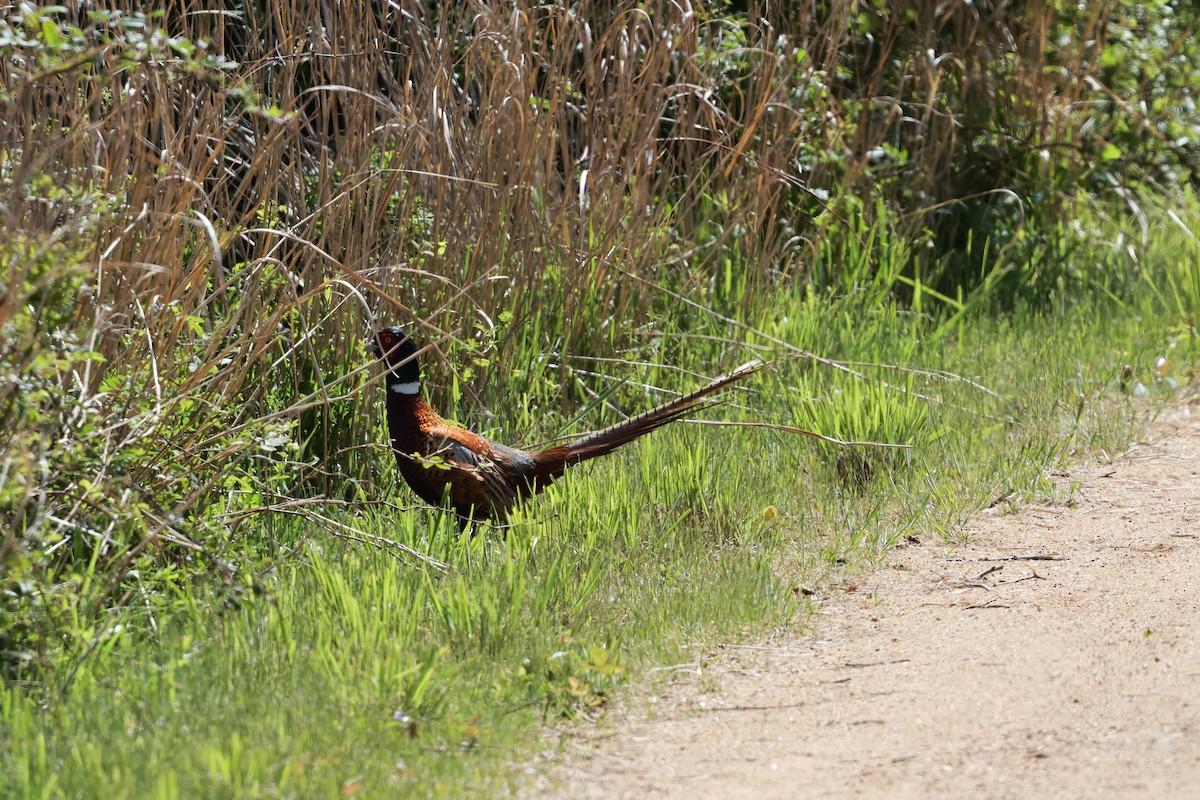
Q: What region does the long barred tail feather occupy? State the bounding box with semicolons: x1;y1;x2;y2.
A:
548;360;764;465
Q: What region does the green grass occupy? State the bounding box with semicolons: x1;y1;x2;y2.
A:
2;279;1192;799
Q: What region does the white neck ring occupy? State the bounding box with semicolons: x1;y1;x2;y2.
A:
389;380;421;395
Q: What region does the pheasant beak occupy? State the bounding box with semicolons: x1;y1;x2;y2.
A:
366;336;382;358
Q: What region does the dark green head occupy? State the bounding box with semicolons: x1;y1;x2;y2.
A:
369;326;421;389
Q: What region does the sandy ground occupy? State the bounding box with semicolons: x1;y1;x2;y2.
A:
537;405;1200;799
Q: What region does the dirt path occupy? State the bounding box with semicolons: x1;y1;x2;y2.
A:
539;406;1200;799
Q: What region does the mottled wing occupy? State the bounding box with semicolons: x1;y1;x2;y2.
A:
422;423;531;520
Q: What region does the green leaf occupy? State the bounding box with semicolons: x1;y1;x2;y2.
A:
40;19;63;47
1101;143;1121;161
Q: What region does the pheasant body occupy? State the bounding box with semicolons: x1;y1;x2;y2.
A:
370;326;758;523
384;390;558;520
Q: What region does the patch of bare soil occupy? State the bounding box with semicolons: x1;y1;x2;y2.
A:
536;406;1200;799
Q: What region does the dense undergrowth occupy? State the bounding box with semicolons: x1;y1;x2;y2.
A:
2;1;1200;796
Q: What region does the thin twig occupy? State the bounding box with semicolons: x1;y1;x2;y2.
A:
835;360;1006;400
941;555;1066;562
998;571;1046;585
964;600;1011;610
684;419;914;448
265;508;449;573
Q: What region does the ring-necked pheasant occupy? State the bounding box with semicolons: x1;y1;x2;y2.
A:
368;326;761;523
